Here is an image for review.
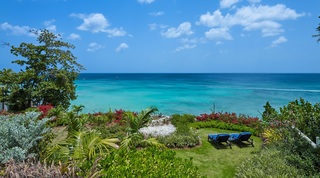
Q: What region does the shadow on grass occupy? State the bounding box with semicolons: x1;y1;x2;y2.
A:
208;141;232;150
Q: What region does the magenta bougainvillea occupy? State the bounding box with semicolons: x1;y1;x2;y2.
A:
196;112;261;129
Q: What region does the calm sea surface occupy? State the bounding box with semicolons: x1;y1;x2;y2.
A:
72;73;320;117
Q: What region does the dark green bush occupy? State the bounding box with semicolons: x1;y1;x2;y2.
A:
93;123;126;140
100;147;205;178
171;113;195;126
275;127;320;176
157;129;200;148
262;99;320;176
189;120;258;135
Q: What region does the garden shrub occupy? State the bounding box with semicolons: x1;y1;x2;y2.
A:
196;112;262;130
275;127;320;176
37;104;54;119
93;122;127;140
261;99;320;176
0;112;50;164
171;113;195;126
100;147;205;178
189;120;258;136
157;129;200;148
235;147;306;178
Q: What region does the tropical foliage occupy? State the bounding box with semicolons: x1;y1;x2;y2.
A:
0;29;84;111
121;107;165;150
44;129;119;177
0;112;50;164
235;147;305;178
261;98;320;177
313;16;320;42
100;147;205;178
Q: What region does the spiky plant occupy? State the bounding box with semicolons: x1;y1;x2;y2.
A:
121;107;165;150
44;129;119;176
125;106;158;134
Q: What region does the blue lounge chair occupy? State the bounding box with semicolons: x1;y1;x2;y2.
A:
208;133;232;149
229;132;254;148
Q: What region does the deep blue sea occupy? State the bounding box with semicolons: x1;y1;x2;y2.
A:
72;73;320;117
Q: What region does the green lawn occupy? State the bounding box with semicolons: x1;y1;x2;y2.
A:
174;128;262;178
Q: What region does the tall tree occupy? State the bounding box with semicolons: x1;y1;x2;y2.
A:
0;29;84;111
313;16;320;42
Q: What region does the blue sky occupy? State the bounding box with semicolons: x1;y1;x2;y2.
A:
0;0;319;73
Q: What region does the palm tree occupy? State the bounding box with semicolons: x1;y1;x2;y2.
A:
125;106;158;134
121;107;165;150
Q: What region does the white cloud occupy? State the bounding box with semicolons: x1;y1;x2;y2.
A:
116;43;129;52
197;4;304;39
150;11;164;16
197;10;225;27
138;0;154;4
44;19;56;32
68;33;81;40
0;22;35;36
220;0;239;9
205;27;233;40
161;22;193;38
71;13;109;33
270;36;287;47
71;13;126;37
243;20;284;36
87;42;104;52
174;38;198;52
149;23;167;31
105;28;127;37
175;44;196;52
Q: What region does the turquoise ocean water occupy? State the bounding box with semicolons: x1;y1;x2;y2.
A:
72;73;320;117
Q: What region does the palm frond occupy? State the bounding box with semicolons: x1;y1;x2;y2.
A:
140;137;166;149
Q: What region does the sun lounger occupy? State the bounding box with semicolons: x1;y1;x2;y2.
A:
229;132;254;148
208;133;232;149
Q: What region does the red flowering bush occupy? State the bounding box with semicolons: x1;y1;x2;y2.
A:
37;104;54;119
196;112;262;130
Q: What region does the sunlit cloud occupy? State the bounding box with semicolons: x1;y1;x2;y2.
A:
197;4;304;39
0;22;35;37
220;0;239;9
270;36;287;47
161;22;193;38
149;23;167;31
68;33;81;40
71;13;126;37
116;43;129;52
87;42;104;52
205;27;233;40
44;19;56;32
